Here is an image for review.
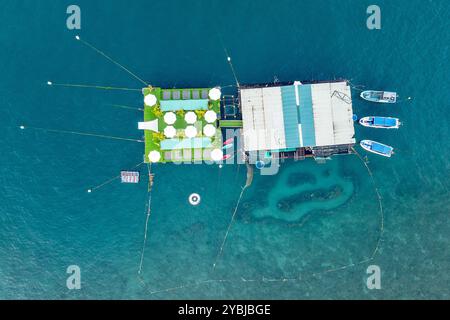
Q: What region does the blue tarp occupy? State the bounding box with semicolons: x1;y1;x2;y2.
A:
371;142;392;155
160;99;209;111
160;137;212;150
374;117;397;127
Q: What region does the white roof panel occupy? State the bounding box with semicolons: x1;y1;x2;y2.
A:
311;83;335;147
241;87;286;151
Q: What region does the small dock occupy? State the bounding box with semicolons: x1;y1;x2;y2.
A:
219;119;243;128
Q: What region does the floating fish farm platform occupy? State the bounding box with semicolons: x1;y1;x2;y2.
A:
140;79;356;164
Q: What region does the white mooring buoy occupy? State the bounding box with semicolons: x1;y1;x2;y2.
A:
87;189;92;193
19;125;25;130
189;193;201;206
47;81;52;86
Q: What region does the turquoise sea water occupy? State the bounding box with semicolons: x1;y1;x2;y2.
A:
1;0;449;299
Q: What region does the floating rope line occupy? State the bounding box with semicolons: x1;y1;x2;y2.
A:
143;151;385;295
20;125;143;143
212;163;253;271
212;186;245;271
226;54;240;88
215;29;240;88
348;80;366;92
105;104;144;112
75;35;149;87
352;147;384;260
138;164;153;275
46;82;141;92
87;161;144;193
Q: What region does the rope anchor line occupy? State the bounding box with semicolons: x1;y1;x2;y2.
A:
75;35;149;87
47;82;141;92
138;164;154;275
20;125;144;143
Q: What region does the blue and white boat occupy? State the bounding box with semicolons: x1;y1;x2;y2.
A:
360;140;394;157
360;90;397;103
359;116;401;129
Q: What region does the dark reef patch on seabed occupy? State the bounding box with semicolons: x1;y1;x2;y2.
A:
276;185;344;213
236;160;358;226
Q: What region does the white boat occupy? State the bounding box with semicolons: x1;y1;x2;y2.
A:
359;116;400;129
360;90;397;103
360;140;394;157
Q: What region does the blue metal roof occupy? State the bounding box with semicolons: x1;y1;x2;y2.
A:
160;99;209;112
298;85;316;147
281;86;300;149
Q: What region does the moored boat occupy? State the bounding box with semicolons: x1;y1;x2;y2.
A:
222;143;234;150
359;116;400;129
222;154;232;160
223;138;234;145
360;140;394;157
360;90;397;103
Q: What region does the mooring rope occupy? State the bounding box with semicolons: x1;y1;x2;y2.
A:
47;82;141;92
212;163;253;271
20;125;144;143
105;104;144;112
212;185;247;271
138;163;153;275
225;53;240;89
215;29;240;88
352;147;384;260
75;35;149;87
348;80;366;92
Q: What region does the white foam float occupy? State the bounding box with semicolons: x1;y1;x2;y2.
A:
189;193;201;206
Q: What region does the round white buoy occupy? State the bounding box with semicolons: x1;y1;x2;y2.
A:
227;57;231;62
75;35;80;40
219;164;223;169
19;125;25;130
189;193;201;206
47;81;52;86
87;189;92;193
